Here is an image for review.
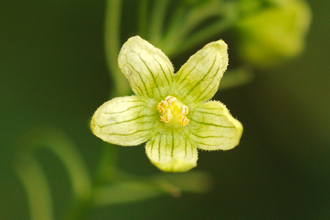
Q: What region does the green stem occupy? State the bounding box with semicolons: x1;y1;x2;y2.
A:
14;154;54;220
104;0;130;97
163;1;239;58
61;197;93;220
160;4;186;52
172;19;232;57
94;143;118;185
138;0;149;38
98;0;129;206
162;1;225;56
174;1;224;42
148;0;170;45
15;127;93;220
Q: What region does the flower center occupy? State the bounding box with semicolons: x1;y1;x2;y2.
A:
157;96;189;126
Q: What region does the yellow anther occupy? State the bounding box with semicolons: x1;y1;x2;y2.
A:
181;116;189;126
160;109;171;123
159;100;168;107
157;96;189;126
180;105;188;116
157;104;165;114
165;96;177;105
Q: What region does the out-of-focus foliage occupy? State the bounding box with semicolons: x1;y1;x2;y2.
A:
1;0;330;220
236;0;312;67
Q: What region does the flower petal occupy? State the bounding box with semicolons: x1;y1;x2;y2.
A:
174;40;228;103
118;36;174;99
189;101;243;151
145;131;198;172
91;96;155;146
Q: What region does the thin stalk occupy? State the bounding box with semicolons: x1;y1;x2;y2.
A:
94;143;118;185
172;19;232;57
104;0;130;97
148;0;170;45
174;1;223;43
162;1;225;57
14;154;54;220
138;0;149;38
161;4;187;53
164;1;239;58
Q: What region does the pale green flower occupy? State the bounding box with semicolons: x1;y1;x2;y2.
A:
91;36;243;172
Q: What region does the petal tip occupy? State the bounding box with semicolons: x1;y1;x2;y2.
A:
228;119;244;150
216;39;228;48
90;96;153;146
125;35;143;44
118;35;174;98
211;39;228;56
191;101;243;151
145;133;198;172
151;159;197;173
90;116;97;136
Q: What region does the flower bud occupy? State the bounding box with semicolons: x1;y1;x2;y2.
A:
236;0;312;68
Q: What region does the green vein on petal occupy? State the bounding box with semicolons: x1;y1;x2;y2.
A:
145;132;198;172
189;101;243;151
91;96;155;146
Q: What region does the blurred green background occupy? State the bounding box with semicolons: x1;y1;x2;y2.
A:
1;0;330;219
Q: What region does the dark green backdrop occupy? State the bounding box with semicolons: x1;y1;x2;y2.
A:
1;0;329;219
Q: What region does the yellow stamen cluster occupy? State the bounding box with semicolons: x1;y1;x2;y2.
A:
157;96;189;126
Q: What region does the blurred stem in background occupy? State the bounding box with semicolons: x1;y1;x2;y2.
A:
147;0;239;57
15;127;213;220
104;0;131;97
14;0;312;219
14;127;92;220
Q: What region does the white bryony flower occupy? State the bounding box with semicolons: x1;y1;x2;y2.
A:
91;36;243;172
